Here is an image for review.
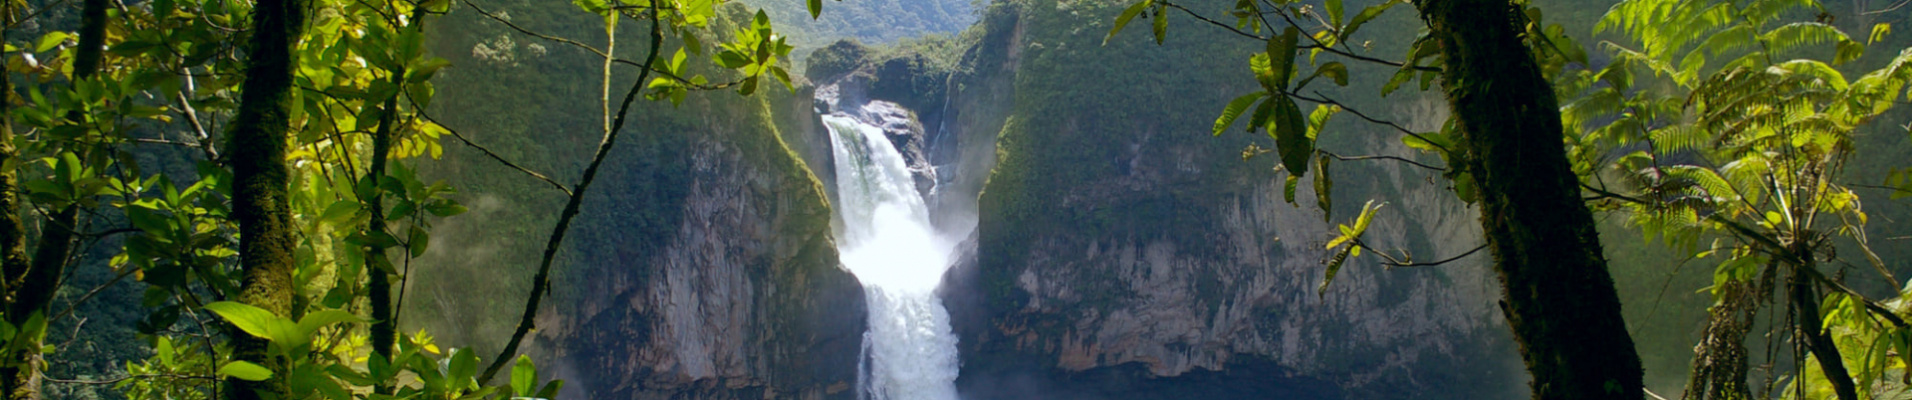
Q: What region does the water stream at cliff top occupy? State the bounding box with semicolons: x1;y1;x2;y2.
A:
825;114;962;400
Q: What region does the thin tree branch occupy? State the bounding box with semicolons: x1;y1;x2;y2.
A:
45;374;218;385
409;106;571;197
48;265;136;322
1288;91;1450;153
1158;1;1264;40
1849;183;1912;197
1380;243;1487;268
478;2;666;384
1268;4;1439;72
1318;150;1446;171
1581;182;1650;204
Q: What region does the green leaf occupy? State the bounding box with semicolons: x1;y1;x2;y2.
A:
203;302;298;344
1870;23;1891;44
1270;96;1312;175
219;361;273;381
1265;26;1300;92
35;32;71;53
512;355;537;396
157;337;176;368
807;0;823;19
1152;3;1169;44
572;0;608;14
295;310;361;345
1341;0;1400;41
321;200;359;226
717;51;751;69
1213;93;1265;136
1313;62;1349;87
1453;172;1479;204
1314;154;1333;222
1106;1;1152;45
447;348;477;389
1320;245;1350;297
1325;0;1343;28
408;227;430;257
1283;175;1300;205
536;380;566;399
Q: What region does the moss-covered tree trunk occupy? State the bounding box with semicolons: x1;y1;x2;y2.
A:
1414;1;1644;398
1789;254;1859;400
225;0;306;396
3;0;107;396
0;3;34;398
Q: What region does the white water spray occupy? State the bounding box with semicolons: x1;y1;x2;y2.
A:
825;114;962;400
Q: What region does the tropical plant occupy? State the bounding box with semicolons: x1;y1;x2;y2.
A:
1565;0;1912;398
0;0;817;396
1107;0;1646;397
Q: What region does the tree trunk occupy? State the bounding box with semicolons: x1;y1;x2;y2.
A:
0;4;34;399
364;75;400;395
1414;1;1645;398
3;0;106;396
225;0;306;396
1790;262;1859;400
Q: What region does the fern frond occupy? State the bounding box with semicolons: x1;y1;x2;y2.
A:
1743;0;1821;27
1761;23;1861;63
1770;59;1850;91
1678;24;1756;84
1651;124;1709;153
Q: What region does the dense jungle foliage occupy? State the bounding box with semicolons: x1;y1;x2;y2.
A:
0;0;1910;398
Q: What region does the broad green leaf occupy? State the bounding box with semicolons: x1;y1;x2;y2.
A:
321;200;359;226
295;310;362;345
35;32;71;53
409;227;430;257
219;361;273;381
1247;93;1277;132
157;337;176;368
447;348;478;390
1325;0;1343;28
1270;96;1312;175
807;0;823;19
512;355;537;396
1453;172;1478;204
1213;93;1265;136
203;301;299;345
1266;26;1299;92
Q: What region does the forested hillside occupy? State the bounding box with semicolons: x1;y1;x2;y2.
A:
5;0;1912;399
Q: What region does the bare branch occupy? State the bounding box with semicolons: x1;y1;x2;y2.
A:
407;98;573;196
478;1;666;384
1288;91;1450;154
1380;243;1487;268
1318;150;1446;172
1158;1;1265;40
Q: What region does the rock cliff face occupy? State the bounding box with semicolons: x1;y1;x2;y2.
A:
929;1;1529;398
419;5;868;396
543;90;868;400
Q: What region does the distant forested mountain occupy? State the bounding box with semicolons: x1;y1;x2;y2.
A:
739;0;979;47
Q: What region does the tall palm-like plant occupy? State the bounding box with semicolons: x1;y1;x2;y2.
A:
1566;0;1912;398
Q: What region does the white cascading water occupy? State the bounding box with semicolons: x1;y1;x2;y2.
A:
824;114;962;400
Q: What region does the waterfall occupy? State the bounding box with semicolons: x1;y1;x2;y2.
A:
825;113;962;400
